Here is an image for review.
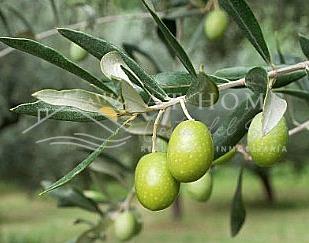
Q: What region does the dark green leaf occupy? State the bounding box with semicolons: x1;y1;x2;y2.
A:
245;67;268;94
274;89;309;102
42;182;101;214
230;168;246;237
213;92;261;159
157;18;177;59
140;0;197;77
0;8;11;35
299;33;309;59
262;91;287;135
186;72;219;107
39;120;130;195
57;28;169;100
0;37;114;94
219;0;271;64
11;101;107;122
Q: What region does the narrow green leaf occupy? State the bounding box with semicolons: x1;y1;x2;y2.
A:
219;0;271;64
186;72;219;107
11;101;107;122
245;67;268;94
0;37;115;94
140;0;197;77
262;91;287;135
33;89;122;113
39;120;129;195
156;18;177;59
0;8;11;35
299;33;309;59
230;168;246;237
57;28;169;100
274;89;309;102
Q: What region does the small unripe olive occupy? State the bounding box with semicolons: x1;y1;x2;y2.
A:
114;211;137;241
70;43;88;62
135;152;180;211
167;120;214;182
184;170;213;202
247;113;288;167
204;9;228;40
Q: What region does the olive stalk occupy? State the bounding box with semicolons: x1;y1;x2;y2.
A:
218;60;309;91
180;99;194;120
152;109;165;153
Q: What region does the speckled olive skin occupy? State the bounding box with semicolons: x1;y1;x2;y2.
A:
135;152;180;211
204;9;228;40
248;113;288;167
70;43;88;62
114;211;137;241
185;170;213;202
167;120;214;182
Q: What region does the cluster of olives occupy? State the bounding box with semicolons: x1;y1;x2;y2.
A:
134;112;289;211
135;120;214;211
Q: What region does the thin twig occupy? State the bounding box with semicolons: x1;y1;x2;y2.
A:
289;120;309;136
180;99;194;120
152;109;165;152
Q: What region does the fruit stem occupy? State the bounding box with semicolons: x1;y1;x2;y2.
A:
180;99;194;120
152;109;165;153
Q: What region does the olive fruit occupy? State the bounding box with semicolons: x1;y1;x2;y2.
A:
247;113;288;167
167;120;214;182
114;211;137;241
70;43;88;62
184;170;212;202
135;152;180;211
204;9;228;40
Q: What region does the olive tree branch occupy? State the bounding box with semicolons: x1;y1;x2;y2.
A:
218;61;309;91
289;120;309;136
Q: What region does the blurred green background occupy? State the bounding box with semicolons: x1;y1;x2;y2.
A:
0;0;308;242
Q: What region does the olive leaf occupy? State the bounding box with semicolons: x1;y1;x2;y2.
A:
186;72;219;107
57;28;169;100
262;90;287;135
120;80;149;113
100;51;132;84
32;89;122;115
245;67;268;94
230;168;246;237
140;0;197;77
274;89;309;102
0;37;114;94
11;101;107;122
299;33;309;59
157;18;177;59
219;0;271;64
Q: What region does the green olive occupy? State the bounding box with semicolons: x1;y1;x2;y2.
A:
184;170;212;202
247;113;288;167
135;152;180;211
167;120;214;182
70;42;88;62
204;9;228;40
114;211;137;241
